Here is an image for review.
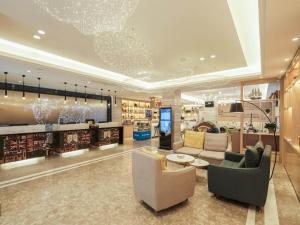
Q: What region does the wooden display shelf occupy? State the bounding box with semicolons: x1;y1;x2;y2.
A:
281;47;300;200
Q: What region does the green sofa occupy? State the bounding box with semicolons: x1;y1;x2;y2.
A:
207;145;271;207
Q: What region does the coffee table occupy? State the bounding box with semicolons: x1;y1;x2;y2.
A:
190;158;210;169
166;154;195;166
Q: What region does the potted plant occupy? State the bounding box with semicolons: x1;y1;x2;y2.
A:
264;122;277;133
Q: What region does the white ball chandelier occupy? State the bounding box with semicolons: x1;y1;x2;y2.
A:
94;28;153;76
34;0;140;35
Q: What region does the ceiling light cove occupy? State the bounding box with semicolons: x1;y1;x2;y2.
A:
0;38;149;89
0;0;261;90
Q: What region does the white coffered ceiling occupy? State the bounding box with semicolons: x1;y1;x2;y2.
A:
0;0;299;97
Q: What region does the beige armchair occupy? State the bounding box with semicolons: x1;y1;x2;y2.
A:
132;149;196;212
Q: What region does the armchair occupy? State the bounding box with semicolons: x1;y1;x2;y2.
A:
208;146;271;207
132;149;196;211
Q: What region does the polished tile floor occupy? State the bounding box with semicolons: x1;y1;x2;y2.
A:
0;139;299;225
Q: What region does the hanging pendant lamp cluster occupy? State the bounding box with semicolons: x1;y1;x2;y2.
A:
64;82;67;104
4;72;8;98
1;72;118;105
74;84;78;104
37;77;41;100
114;90;117;107
100;88;103;104
84;86;87;104
22;75;26;100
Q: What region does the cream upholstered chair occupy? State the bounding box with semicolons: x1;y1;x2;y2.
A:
132;149;196;212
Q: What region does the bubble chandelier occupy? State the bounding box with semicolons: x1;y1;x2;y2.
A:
34;0;140;35
94;28;153;76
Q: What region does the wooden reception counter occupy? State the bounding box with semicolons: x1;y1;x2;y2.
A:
0;122;123;165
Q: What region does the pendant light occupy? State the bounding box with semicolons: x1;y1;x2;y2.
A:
100;88;103;104
107;89;111;108
37;77;41;100
114;90;117;107
4;72;8;98
74;84;78;104
64;82;67;104
22;75;26;100
84;86;87;104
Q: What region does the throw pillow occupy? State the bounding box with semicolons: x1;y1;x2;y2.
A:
255;141;264;157
142;148;167;170
204;133;228;152
237;157;246;168
184;130;205;149
245;147;260;168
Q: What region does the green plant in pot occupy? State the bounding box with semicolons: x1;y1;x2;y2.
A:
264;122;276;133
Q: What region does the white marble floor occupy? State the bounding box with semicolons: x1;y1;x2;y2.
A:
0;140;299;225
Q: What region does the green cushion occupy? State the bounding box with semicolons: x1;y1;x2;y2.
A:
245;147;260;168
255;141;264;156
237;157;245;168
220;160;240;168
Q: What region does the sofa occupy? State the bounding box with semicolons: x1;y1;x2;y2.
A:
176;131;231;164
207;145;271;207
132;149;196;212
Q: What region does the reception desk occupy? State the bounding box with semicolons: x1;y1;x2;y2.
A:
0;122;123;165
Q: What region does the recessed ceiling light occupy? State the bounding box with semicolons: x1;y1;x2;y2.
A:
38;30;46;35
27;70;31;73
33;35;41;40
200;57;205;61
280;70;284;73
218;91;222;94
210;55;216;59
292;37;299;42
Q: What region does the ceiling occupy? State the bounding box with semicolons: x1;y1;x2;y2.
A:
0;0;299;98
0;0;246;82
262;0;300;78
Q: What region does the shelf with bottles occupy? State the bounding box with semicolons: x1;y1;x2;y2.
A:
122;99;153;124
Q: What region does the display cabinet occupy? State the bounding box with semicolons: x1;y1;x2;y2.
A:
281;48;300;199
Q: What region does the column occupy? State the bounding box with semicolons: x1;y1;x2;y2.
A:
161;89;183;150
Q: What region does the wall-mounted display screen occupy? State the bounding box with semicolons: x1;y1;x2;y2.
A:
0;91;108;125
205;101;214;107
